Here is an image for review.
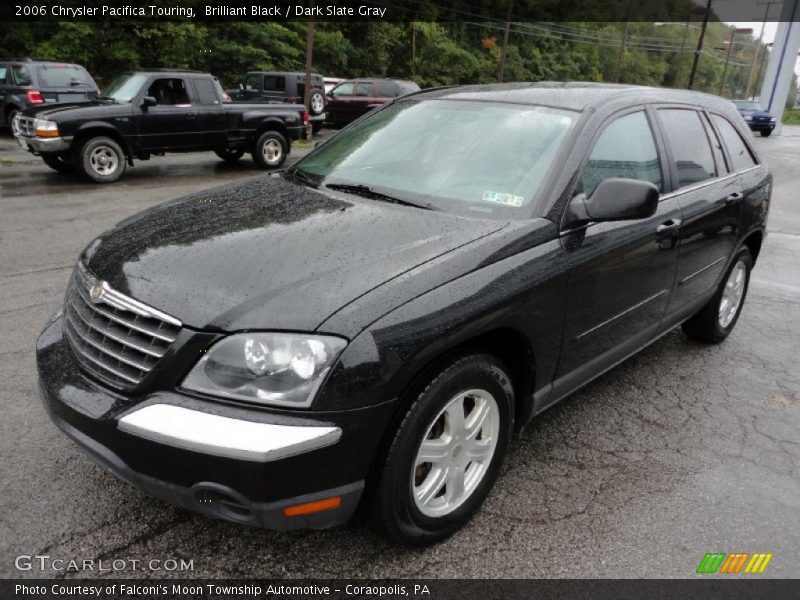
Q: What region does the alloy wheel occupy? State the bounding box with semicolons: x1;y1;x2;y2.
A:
412;389;500;518
89;146;119;176
718;260;746;328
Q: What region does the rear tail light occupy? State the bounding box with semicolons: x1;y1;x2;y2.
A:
223;92;232;102
302;111;309;124
289;97;297;104
26;90;44;104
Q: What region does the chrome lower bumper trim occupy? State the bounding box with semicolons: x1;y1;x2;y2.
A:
18;135;73;153
118;404;341;462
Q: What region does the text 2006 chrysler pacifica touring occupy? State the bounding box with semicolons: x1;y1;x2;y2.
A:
37;83;770;545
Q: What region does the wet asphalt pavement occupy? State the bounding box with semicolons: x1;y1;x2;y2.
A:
1;127;799;579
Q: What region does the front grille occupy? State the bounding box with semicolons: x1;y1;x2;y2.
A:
16;115;35;137
62;264;182;391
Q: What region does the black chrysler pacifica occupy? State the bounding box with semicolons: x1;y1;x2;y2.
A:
36;83;770;545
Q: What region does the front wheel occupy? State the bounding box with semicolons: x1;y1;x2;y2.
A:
7;109;20;135
214;148;245;163
761;129;772;137
41;152;76;174
251;131;287;169
367;354;514;546
682;247;752;343
78;137;126;183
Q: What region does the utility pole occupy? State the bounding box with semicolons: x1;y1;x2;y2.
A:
303;16;315;136
746;1;777;99
675;21;690;86
497;0;513;82
718;26;737;95
411;22;416;79
614;0;634;83
688;0;712;89
754;42;772;100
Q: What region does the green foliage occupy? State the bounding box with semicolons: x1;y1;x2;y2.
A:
0;19;773;99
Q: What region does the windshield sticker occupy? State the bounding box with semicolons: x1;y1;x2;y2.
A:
482;191;524;207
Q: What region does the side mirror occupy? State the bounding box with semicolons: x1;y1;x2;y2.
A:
141;96;157;109
566;178;659;227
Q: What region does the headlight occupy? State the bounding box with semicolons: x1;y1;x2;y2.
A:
770;117;777;123
182;332;347;408
34;118;59;137
744;115;753;121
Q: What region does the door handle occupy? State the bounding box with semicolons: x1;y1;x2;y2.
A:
724;192;743;204
656;218;682;234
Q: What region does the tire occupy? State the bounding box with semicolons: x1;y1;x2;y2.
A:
761;130;772;137
251;131;287;169
78;136;126;183
41;152;76;174
367;354;514;546
682;247;753;344
311;120;323;135
7;108;20;135
214;148;245;163
308;88;325;116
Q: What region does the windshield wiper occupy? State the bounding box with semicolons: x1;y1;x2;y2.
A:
97;96;119;103
325;183;432;210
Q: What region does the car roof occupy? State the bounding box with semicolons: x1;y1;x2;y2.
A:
411;82;733;112
247;71;323;77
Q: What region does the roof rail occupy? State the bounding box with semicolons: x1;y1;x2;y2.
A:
4;57;79;64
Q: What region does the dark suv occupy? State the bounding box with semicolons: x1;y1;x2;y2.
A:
36;83;769;545
1;58;98;132
325;78;420;125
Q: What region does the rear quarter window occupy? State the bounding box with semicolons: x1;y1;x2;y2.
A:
12;65;33;86
193;78;220;105
711;114;758;172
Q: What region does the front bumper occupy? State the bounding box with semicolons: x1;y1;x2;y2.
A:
745;121;775;132
36;315;395;530
16;134;72;154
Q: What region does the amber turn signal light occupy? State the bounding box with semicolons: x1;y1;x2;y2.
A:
283;496;341;517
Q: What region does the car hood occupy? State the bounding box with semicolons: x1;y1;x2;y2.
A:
82;175;507;332
22;100;124;119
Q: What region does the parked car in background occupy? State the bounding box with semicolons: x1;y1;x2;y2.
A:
229;71;326;133
1;58;99;133
36;83;769;545
731;99;777;137
325;78;420;126
323;77;344;93
14;69;307;182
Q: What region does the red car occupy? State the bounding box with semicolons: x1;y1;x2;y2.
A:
325;78;419;125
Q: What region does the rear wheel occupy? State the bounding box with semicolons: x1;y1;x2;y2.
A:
682;247;752;344
251;131;287;169
78;136;126;183
214;148;245;163
367;354;514;546
41;152;76;174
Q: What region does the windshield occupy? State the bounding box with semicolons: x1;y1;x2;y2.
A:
36;65;93;88
732;100;764;111
293;99;576;218
101;73;149;102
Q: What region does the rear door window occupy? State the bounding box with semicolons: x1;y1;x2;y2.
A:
12;65;32;86
263;75;285;92
582;111;662;197
244;74;263;92
377;81;398;98
0;65;8;84
354;82;372;97
658;109;717;189
711;114;757;172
